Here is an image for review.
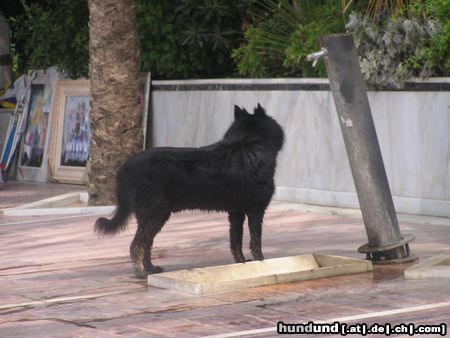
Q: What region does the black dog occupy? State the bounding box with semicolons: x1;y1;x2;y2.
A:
95;104;284;278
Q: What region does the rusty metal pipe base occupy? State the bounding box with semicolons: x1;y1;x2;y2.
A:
358;234;417;264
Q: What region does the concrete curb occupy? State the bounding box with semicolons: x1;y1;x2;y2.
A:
1;192;115;216
404;250;450;279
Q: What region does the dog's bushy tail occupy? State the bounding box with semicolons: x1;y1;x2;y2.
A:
94;193;131;236
95;163;134;236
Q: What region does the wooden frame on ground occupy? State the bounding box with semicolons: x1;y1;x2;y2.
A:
49;79;91;185
17;69;61;182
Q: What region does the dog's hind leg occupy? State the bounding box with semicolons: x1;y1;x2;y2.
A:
229;211;246;263
130;209;170;279
247;210;265;261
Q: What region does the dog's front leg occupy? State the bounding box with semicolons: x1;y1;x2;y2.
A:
247;210;265;261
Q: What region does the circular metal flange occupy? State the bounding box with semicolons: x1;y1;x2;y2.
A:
358;234;415;253
370;254;418;265
358;234;416;264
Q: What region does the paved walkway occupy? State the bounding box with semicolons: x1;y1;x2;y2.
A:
1;182;450;337
0;181;86;209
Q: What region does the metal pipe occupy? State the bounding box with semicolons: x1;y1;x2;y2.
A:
311;34;415;264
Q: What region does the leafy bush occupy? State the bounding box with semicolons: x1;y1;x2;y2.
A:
11;0;250;79
232;0;345;78
136;0;250;79
234;0;449;85
135;2;188;79
347;9;447;88
232;0;296;77
10;0;448;83
11;0;89;78
283;2;345;77
402;0;450;78
343;0;411;18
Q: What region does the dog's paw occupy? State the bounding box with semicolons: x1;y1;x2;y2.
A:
233;253;247;263
143;259;164;274
148;265;164;274
252;252;265;261
133;265;149;279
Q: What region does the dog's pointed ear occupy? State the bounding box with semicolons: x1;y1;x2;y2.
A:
234;105;248;120
254;103;266;117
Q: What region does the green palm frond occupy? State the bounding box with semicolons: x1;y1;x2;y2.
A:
343;0;411;18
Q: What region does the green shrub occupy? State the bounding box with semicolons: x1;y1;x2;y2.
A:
234;0;449;84
11;0;250;79
232;0;297;77
284;2;345;77
347;9;447;88
10;0;448;82
11;0;89;78
402;0;450;77
135;2;187;79
136;0;250;79
232;26;271;77
232;0;345;78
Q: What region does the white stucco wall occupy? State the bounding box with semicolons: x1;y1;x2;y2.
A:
151;78;450;217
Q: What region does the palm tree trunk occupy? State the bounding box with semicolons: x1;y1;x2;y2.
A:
88;0;142;205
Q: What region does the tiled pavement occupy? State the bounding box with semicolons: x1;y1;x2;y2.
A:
1;182;450;337
0;181;85;209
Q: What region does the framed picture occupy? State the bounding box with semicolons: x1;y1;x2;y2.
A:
17;68;61;183
49;79;91;184
20;84;52;167
1;111;26;174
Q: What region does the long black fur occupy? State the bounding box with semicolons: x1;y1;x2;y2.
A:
95;103;284;278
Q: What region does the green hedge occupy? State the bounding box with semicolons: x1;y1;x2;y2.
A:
11;0;250;79
9;0;449;85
